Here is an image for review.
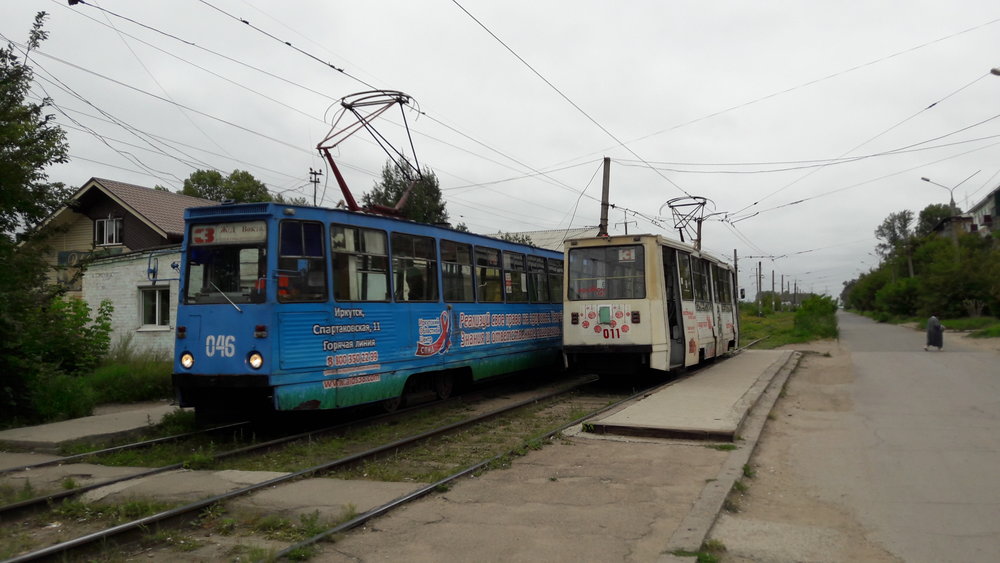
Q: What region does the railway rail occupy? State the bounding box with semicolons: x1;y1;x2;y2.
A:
0;421;249;478
0;372;561;521
4;373;629;561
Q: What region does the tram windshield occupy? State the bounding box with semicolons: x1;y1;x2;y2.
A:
184;221;267;305
568;245;645;300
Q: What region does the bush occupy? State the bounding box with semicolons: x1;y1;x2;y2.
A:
793;295;839;339
88;361;172;404
875;278;919;317
29;370;97;422
1;296;114;426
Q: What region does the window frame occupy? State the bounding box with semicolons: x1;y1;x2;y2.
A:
139;286;170;329
331;224;390;302
503;250;529;303
391;232;439;302
547;258;564;303
475;246;503;303
527;255;548;303
440;239;475;303
277;220;328;303
567;245;645;301
95;217;122;246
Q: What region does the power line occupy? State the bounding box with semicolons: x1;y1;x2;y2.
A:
449;0;692;198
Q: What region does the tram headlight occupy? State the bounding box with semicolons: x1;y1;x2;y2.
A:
180;352;195;369
248;351;264;370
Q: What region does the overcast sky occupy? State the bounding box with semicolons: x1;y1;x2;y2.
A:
4;1;1000;299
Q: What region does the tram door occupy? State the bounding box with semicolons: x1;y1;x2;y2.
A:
662;247;685;368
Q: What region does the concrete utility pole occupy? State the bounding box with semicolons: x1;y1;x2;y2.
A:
309;168;323;206
598;157;611;236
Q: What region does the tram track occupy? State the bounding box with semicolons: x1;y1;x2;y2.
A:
3;373;627;561
0;376;546;521
0;421;250;478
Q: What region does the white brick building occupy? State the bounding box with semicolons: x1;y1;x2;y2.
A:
83;247;181;357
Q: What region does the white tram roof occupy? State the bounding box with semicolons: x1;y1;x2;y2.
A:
564;233;734;269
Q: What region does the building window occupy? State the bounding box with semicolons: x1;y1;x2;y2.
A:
95;217;122;246
141;287;170;327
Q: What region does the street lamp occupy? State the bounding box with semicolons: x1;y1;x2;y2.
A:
920;170;979;211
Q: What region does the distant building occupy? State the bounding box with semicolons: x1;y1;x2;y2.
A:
489;226;602;251
967;184;1000;236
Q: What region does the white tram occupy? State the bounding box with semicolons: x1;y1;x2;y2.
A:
562;234;739;374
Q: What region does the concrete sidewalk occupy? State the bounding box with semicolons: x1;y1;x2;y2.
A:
0;400;181;454
588;349;791;440
0;350;799;562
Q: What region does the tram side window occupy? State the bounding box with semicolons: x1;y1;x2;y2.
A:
331;225;389;301
527;255;548;303
391;233;438;302
278;220;328;302
713;264;734;307
547;258;563;303
692;257;711;302
504;251;528;303
475;246;503;302
441;240;474;302
677;253;694;301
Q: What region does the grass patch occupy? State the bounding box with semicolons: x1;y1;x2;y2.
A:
970;324;1000;338
739;297;839;349
0;480;37;505
53;498;177;524
705;443;737;451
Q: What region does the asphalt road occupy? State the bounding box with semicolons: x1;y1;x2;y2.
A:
801;312;1000;562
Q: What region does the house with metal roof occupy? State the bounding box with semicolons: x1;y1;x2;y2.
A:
28;178;216;355
35;177;215;294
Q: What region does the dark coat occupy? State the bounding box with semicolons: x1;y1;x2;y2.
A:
926;316;944;348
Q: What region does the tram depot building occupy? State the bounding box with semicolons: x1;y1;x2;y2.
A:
36;176;999;358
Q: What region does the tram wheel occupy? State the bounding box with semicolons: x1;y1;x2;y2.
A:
381;394;404;413
433;373;454;400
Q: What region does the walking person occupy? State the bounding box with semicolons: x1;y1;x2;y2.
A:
925;314;944;351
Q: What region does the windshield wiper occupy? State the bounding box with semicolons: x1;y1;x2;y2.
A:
209;281;243;313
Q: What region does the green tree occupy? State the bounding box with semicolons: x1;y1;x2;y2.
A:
497;231;534;245
0;12;69;236
363;162;449;224
874;210;915;278
1;13;114;424
180;169;271;202
915;203;956;238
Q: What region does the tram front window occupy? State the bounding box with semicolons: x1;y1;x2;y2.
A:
184;221;268;305
568;245;645;300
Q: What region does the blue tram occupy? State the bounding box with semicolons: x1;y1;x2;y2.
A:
172;202;564;417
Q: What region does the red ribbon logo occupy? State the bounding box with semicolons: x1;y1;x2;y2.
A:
416;311;451;357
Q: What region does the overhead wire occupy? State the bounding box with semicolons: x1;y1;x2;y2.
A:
92;0;234;159
575;15;1000;162
449;0;692;198
67;0;602;211
729;71;1000;220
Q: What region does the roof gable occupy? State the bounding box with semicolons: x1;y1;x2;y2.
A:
75;178;216;238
